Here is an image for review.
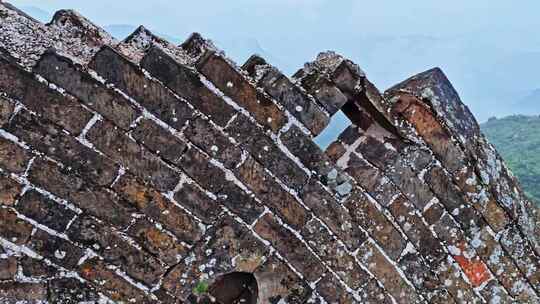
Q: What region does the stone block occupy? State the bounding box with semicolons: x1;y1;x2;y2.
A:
68;215;165;286
0;282;47;302
0;57;93;135
131;118;188;165
17;189;76;232
141;46;236;127
316;274;357;304
300;179;366;250
356;241;421;303
236;155;308;229
174;181;221;224
87;119;179;191
254;255;312;304
79;258;156;303
34;50;139;130
0;173;21;206
113;174;203;243
0;208;32;245
90;46;194;130
0;96;14;127
254;213;325;282
226;114;308;191
0;136;31;174
48;278;100;304
28;157;135;229
184;116;241;169
0;256;17;280
7;109;118;186
28;229;84;270
127;219;189;266
301;218;369;289
198;53;286;132
344;191;406;261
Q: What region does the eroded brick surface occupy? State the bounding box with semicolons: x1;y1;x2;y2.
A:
0;4;538;303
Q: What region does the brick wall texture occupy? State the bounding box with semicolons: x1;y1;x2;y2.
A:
1;3;540;303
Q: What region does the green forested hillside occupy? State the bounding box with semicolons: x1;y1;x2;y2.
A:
481;115;540;205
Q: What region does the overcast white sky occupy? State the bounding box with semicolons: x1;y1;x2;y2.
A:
8;0;540;141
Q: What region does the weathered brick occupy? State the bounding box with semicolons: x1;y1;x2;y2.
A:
28;229;84;269
300;179;366;250
301;218;370;289
325;140;346;163
473;226;538;300
226;114;308;191
131;118;188;165
178;147;226;194
423;200;445;225
387;156;435;210
20;256;57;278
163;216;268;299
7;109;118;186
198;53;286;132
127;219;189;266
316;274;357;304
34;50;140;130
0;256;17;280
216;181;266;225
68;215;165;286
254;213;325;282
254;255;312;304
90;46;194;130
294;70;348;115
0;173;21;206
356;241;421;303
357;278;394;304
113;174;203;243
0;136;31;174
344;191;406;261
0;208;32;245
280;125;332;176
476;280;515;304
79;258;156;303
87;119;179;191
398;251;442;292
141;46;236;127
236;155;308;229
356;135;401;170
0;282;47;302
0;96;14;127
28;157;135;229
0;57;93;135
184;116;242;169
174;180;221;224
434;257;483;304
48;278;100;303
244;56;330;135
389;195;445;265
17;190;76;232
392;94;465;173
499;227;540;290
342;152;383;193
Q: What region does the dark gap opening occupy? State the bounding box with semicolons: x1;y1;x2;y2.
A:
208;272;258;304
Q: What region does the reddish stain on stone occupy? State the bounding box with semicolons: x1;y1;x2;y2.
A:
452;244;491;287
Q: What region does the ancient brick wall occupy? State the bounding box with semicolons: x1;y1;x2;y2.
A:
0;2;539;303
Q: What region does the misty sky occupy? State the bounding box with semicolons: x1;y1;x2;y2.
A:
8;0;540;141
